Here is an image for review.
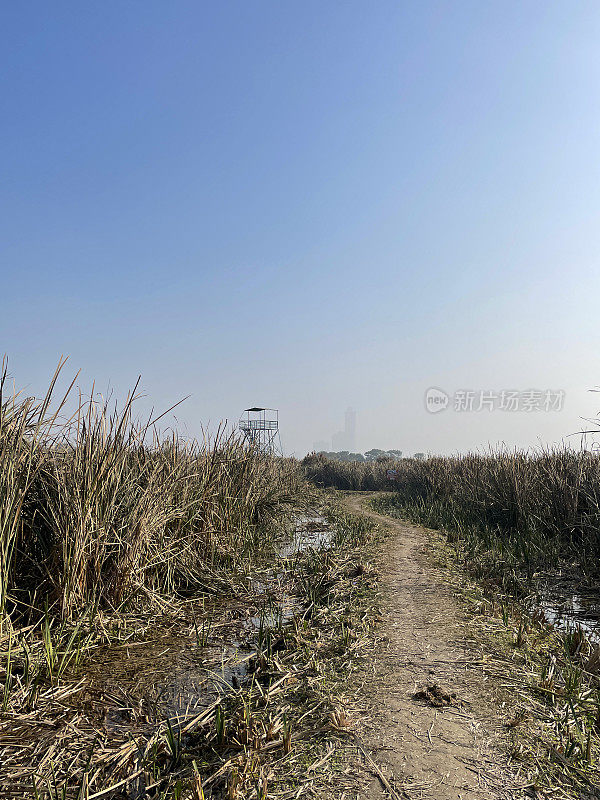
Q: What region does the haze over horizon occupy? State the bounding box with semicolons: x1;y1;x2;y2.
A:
2;2;600;456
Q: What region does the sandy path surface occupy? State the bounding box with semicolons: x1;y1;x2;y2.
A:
344;493;522;800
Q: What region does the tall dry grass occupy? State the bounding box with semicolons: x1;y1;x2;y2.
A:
305;448;600;581
390;450;600;574
302;451;396;490
1;365;300;627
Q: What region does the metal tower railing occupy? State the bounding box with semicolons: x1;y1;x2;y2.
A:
238;407;282;455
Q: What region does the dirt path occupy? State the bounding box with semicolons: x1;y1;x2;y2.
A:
344;493;522;800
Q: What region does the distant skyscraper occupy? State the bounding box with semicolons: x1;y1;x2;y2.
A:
331;407;357;452
345;407;356;452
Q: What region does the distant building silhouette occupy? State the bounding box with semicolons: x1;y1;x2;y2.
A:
345;407;356;451
331;407;356;452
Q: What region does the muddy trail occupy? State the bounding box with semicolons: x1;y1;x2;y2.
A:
344;493;522;800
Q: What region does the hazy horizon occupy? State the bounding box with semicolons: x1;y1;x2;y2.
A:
3;2;600;456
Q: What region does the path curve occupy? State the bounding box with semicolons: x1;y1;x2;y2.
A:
344;493;521;800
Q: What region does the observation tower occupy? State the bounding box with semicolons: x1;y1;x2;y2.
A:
238;407;282;455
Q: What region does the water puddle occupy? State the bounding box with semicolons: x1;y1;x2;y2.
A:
81;509;334;731
244;595;298;632
534;589;600;642
278;514;333;558
83;634;254;730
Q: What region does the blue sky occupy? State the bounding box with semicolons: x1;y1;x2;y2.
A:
2;2;600;454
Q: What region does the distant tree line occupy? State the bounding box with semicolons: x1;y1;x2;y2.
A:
314;449;404;463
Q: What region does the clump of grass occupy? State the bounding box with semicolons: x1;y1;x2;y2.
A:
0;356;75;627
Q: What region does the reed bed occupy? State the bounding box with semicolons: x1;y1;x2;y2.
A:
306;449;600;584
1;486;383;799
1;366;300;631
302;452;396;491
0;365;390;800
0;364;310;796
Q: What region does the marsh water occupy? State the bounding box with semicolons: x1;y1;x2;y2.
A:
80;511;334;733
534;586;600;643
